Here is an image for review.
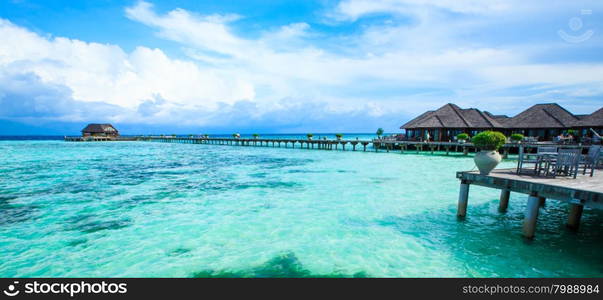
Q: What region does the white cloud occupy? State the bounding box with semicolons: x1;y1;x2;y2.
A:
0;18;254;111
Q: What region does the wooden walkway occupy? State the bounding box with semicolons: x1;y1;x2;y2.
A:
137;136;376;151
120;136;587;156
456;168;603;238
65;136;594;157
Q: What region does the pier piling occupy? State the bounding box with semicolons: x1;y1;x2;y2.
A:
523;193;541;239
499;189;510;212
567;204;584;230
457;180;470;218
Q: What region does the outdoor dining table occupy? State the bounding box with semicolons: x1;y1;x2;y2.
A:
534;152;558;176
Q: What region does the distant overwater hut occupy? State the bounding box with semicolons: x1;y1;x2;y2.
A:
402;103;603;142
80;124;119;141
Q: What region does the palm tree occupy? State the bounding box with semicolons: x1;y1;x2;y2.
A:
376;128;384;139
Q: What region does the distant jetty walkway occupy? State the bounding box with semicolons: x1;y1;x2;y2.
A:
65;135;592;156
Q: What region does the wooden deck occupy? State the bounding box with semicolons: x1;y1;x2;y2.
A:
456;168;603;238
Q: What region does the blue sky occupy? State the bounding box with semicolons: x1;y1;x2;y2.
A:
0;0;602;134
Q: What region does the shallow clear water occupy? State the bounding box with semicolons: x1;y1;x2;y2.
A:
1;140;602;277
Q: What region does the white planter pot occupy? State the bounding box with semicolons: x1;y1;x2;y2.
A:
474;150;502;175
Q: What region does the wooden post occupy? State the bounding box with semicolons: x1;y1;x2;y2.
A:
457;180;470;218
566;204;584;230
523;193;540;239
499;189;510;212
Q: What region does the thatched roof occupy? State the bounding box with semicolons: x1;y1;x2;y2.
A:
576;107;603;127
402;103;601;131
82;123;118;134
504;103;579;128
401;103;504;129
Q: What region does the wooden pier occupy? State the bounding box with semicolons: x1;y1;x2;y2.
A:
137;136;376;151
65;135;593;158
456;168;603;238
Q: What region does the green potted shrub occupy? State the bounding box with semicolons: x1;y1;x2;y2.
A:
376;128;384;139
472;131;506;175
510;133;524;143
306;133;314;140
252;133;260;139
335;133;343;140
456;133;469;143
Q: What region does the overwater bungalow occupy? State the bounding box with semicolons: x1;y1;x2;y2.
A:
402;103;603;142
401;103;505;142
81;123;119;138
576;107;603;138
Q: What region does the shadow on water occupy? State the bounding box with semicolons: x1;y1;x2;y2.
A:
0;196;40;226
168;248;191;256
65;215;132;234
376;199;603;277
192;252;368;278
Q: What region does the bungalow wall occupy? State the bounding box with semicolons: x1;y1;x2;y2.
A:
406;128;493;141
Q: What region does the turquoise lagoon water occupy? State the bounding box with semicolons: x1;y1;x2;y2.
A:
1;140;602;277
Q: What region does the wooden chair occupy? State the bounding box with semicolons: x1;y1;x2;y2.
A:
580;146;601;177
548;149;581;178
517;146;557;174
